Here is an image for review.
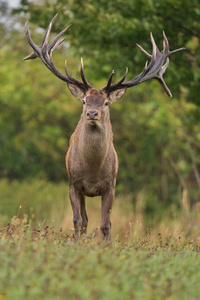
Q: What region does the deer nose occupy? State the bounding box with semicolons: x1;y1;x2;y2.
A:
87;111;98;120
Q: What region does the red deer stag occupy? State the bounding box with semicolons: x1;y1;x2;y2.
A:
24;14;185;237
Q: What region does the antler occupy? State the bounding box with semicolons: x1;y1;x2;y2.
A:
24;13;92;93
103;32;185;98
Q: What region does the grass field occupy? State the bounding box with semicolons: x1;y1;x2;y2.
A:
0;222;200;300
0;180;200;299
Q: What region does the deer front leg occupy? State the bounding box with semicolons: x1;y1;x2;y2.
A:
69;184;83;236
81;196;88;234
101;187;114;238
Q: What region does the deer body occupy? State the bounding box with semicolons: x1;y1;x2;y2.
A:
66;116;117;197
65;89;118;235
24;13;185;237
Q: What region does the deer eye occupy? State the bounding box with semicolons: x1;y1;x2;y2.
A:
82;100;85;105
105;101;109;106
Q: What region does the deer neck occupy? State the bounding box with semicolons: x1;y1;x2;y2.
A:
78;112;113;167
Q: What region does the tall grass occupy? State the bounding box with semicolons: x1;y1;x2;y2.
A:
1;180;200;299
0;215;200;300
0;179;200;240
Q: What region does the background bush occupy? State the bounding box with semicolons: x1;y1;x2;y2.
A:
0;0;200;214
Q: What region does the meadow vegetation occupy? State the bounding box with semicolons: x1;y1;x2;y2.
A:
0;180;200;300
1;179;200;299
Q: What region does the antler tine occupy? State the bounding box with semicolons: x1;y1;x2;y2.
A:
23;51;38;61
42;13;58;48
64;60;80;84
162;57;169;74
136;32;159;60
163;31;186;55
156;57;172;97
24;20;36;51
64;59;89;91
103;68;128;94
136;43;151;58
50;38;65;53
157;77;172;98
112;67;128;87
170;47;186;55
150;32;159;60
48;24;72;53
104;70;115;89
80;58;92;89
64;60;73;82
24;14;92;92
41;15;58;59
162;31;169;53
23;20;39;60
118;67;129;85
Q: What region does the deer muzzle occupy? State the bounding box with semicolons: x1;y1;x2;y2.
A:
87;110;99;120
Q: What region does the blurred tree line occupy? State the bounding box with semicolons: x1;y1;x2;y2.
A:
0;0;200;213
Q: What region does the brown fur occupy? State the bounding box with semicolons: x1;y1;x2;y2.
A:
65;88;119;237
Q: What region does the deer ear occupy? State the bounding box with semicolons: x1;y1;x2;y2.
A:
109;88;127;102
67;83;85;100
